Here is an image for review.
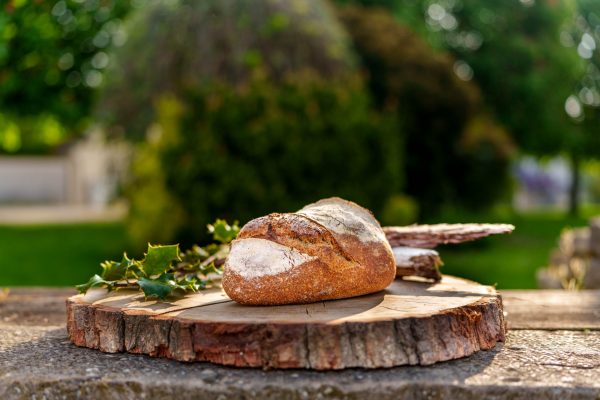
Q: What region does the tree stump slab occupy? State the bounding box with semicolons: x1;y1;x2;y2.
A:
66;275;505;370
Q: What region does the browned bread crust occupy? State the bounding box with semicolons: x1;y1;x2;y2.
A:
222;198;396;305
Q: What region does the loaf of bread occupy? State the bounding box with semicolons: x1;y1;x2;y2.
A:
222;197;396;305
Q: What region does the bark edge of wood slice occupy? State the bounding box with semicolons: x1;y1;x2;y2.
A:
66;275;506;370
384;223;515;248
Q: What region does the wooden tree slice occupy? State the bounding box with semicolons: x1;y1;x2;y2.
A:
66;275;506;370
393;246;443;281
384;223;515;248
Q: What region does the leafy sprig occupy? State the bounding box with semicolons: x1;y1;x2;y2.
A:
76;219;240;300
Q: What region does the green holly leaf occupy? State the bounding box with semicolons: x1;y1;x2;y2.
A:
76;219;238;299
76;274;113;294
203;243;220;255
207;219;240;244
142;244;181;277
176;275;201;292
126;259;145;279
138;273;181;300
199;262;221;276
191;245;210;259
100;253;132;281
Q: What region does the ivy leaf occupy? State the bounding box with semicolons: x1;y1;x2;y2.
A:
100;253;132;281
138;273;181;300
142;244;181;277
191;245;210;259
176;275;201;292
76;219;238;299
126;259;145;279
208;219;240;244
203;243;220;255
76;274;113;294
199;262;221;276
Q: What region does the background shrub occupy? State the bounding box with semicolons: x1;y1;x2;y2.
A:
0;0;133;153
127;76;403;247
98;0;355;141
380;194;419;226
337;6;514;217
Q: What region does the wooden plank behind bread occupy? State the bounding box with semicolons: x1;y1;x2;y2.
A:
384;223;515;248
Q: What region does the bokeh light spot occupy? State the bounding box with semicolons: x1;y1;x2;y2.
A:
453;60;473;81
565;95;583;119
85;70;103;88
58;52;74;70
91;52;109;69
428;4;446;21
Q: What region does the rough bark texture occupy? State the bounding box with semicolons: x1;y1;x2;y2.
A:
394;248;443;281
66;276;505;370
384;224;515;248
396;259;442;281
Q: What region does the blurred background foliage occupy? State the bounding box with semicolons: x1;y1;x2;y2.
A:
338;0;598;215
98;0;356;141
337;6;514;216
1;0;600;287
128;76;401;248
0;0;131;153
340;0;579;153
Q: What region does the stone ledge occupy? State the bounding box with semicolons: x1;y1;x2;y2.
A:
1;326;599;400
501;289;600;329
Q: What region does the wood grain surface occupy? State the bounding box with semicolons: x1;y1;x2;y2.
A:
501;289;600;330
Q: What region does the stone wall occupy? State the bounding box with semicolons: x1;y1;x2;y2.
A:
538;218;600;289
0;131;130;206
0;157;69;203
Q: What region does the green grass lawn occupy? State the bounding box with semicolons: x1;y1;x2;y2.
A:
0;223;128;287
0;209;596;288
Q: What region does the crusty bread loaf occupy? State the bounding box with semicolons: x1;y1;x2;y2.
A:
222;197;396;305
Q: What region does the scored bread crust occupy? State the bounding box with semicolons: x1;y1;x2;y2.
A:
222;198;396;305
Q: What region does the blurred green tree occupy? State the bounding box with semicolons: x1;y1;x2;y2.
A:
98;0;403;246
98;0;355;141
340;0;579;152
560;0;600;215
338;0;584;214
0;0;132;153
337;6;514;217
128;77;402;247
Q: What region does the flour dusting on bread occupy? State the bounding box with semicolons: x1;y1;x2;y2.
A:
226;238;316;280
297;198;387;244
